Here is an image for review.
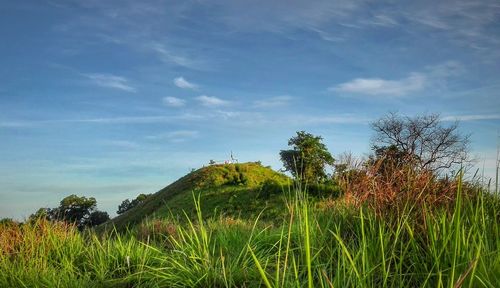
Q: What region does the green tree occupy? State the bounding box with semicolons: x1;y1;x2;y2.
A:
117;199;132;214
57;195;97;228
117;193;150;214
89;210;110;226
280;131;334;183
29;208;53;222
30;195;107;229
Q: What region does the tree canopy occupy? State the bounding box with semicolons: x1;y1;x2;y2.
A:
280;131;334;183
30;194;109;229
117;193;150;215
58;195;97;225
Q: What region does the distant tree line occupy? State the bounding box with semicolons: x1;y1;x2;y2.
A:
30;195;109;230
21;192;151;231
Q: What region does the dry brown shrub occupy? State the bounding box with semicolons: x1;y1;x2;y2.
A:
0;218;76;257
209;216;254;231
137;219;178;246
0;223;22;256
339;159;463;217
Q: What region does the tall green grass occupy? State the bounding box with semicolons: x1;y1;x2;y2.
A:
1;184;499;287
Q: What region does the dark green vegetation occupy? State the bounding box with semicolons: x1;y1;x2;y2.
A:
1;113;498;287
117;194;151;215
280;130;334;183
30;194;110;230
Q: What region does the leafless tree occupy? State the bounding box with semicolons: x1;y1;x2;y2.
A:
371;112;470;173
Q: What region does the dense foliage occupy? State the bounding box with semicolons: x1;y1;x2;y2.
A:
117;193;151;214
280;131;334;183
30;194;109;230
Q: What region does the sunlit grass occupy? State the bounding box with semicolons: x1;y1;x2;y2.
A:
1;182;499;287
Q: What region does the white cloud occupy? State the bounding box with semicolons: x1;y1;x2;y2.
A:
215;110;240;119
253;96;293;108
83;73;136;92
442;114;500;122
146;130;199;143
331;72;426;97
196;95;229;107
331;61;465;98
162;96;186;107
173;77;198;90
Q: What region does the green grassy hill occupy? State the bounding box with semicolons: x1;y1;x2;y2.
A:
107;162;291;229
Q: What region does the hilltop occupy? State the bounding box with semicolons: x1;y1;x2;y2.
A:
107;162;291;229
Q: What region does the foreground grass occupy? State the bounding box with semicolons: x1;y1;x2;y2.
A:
1;188;499;287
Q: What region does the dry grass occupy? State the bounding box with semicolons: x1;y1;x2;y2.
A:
338;159;467;218
0;219;76;257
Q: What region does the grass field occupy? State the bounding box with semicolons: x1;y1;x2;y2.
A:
1;182;499;287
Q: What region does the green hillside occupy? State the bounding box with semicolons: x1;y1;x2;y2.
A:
107;162;291;229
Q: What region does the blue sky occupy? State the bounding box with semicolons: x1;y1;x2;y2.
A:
1;0;499;220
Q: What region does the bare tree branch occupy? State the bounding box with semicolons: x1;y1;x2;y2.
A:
370;112;470;173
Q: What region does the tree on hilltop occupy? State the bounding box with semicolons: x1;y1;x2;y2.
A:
280;131;334;183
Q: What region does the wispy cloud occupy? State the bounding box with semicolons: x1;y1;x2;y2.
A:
146;130;199;143
0;114;204;127
74;114;205;124
253;96;293;108
403;0;500;52
0;121;32;128
208;0;364;33
425;61;465;78
291;114;372;125
102;140;139;149
149;42;204;70
196;95;230;107
331;73;426;97
208;0;499;57
442;114;500;122
162;96;186;107
173;76;198;90
83;73;136;92
363;14;399;27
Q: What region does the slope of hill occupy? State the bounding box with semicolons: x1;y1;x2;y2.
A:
107;162;291;229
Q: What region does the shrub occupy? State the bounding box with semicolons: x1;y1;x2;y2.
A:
339;159;468;218
306;183;342;198
259;179;288;199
